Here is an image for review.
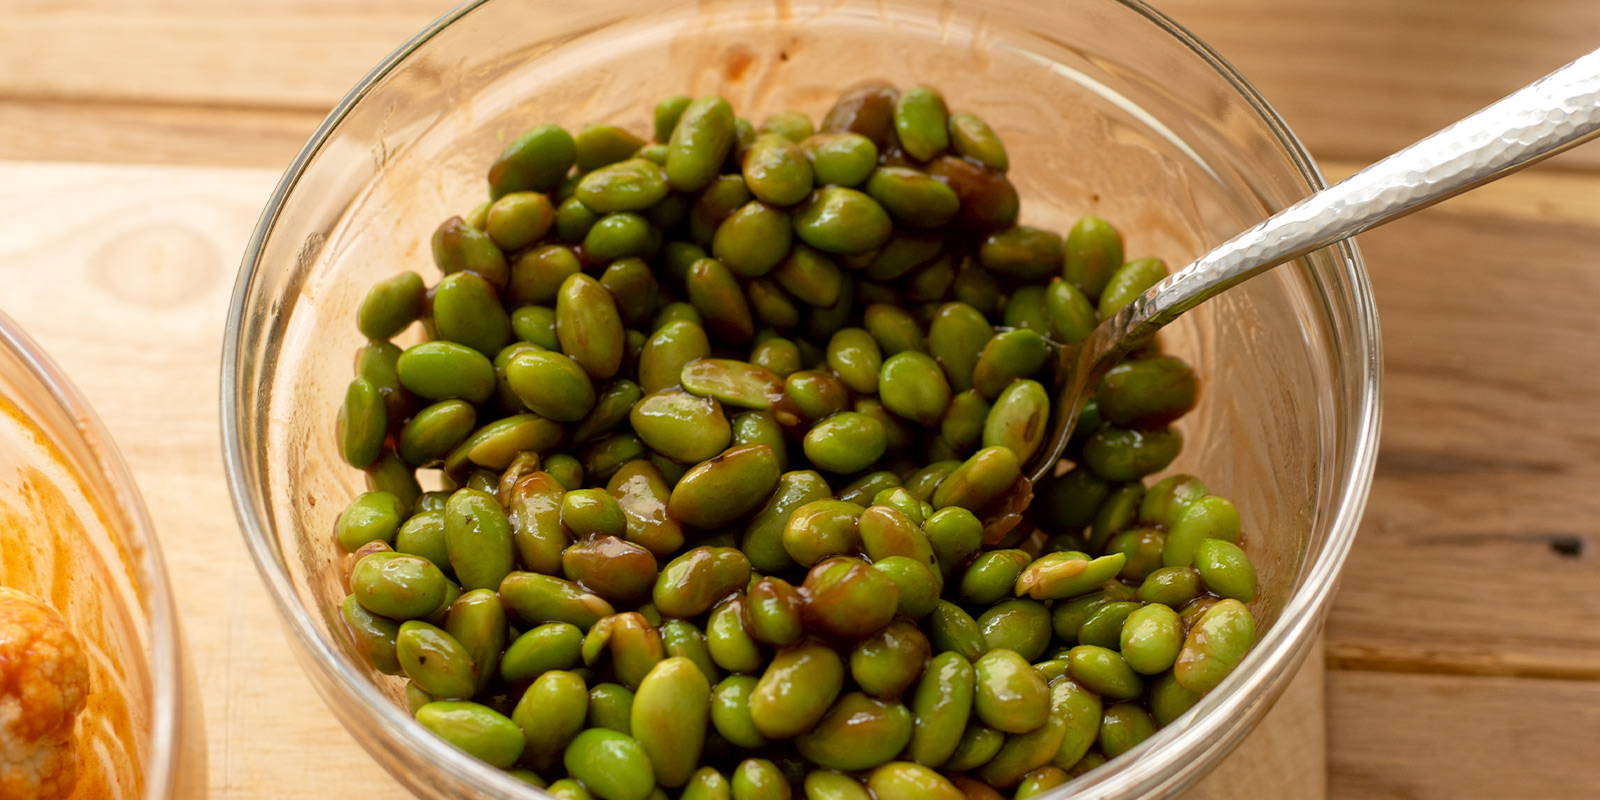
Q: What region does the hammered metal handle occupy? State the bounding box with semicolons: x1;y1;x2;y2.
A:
1106;47;1600;351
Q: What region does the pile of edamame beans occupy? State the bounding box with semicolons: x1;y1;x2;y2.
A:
334;82;1260;800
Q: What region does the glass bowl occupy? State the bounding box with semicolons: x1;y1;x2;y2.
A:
222;0;1381;796
0;310;203;799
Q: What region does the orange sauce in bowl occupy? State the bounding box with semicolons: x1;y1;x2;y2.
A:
0;398;148;799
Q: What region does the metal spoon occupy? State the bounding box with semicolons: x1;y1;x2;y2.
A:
1024;47;1600;484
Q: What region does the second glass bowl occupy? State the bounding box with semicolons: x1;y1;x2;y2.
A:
0;310;203;799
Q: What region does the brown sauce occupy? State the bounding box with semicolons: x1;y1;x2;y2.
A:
0;398;147;799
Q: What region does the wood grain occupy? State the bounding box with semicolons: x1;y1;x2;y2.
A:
1161;0;1600;169
1330;203;1600;679
4;0;1600;793
0;162;399;798
0;99;321;168
0;0;443;108
3;0;1599;169
0;160;1325;797
1328;671;1600;799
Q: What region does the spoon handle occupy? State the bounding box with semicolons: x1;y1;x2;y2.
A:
1106;47;1600;350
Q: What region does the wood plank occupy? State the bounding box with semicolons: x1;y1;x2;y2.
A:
1324;200;1600;679
0;0;444;108
0;159;1326;796
1327;671;1600;798
1161;0;1600;169
1;0;1598;169
0;99;321;168
0;162;402;798
1194;640;1325;798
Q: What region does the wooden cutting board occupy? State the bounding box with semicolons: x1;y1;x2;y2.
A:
0;160;1323;799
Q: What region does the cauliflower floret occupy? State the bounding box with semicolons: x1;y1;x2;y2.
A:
0;587;88;800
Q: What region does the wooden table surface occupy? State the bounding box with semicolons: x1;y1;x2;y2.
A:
5;1;1600;798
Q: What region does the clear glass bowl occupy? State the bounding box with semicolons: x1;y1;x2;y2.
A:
0;310;204;799
222;0;1381;796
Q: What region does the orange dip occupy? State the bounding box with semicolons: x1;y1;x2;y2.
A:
0;397;148;799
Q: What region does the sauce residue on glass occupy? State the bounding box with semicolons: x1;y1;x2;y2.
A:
0;397;147;799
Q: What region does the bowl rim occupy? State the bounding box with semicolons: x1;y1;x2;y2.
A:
0;309;188;800
221;1;1382;796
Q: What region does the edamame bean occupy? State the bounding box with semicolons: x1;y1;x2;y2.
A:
742;471;832;573
487;192;556;250
1139;474;1210;528
1096;356;1199;428
654;547;753;618
563;534;657;603
358;271;425;340
397;341;496;404
1081;425;1182;483
743;133;814;207
668;97;737;192
973;649;1049;734
745;577;806;647
1194;538;1258;602
432;217;509;288
750;641;845;739
907;651;973;767
712;675;768;749
803;412;887;474
948;112;1007;171
564;728;657;800
801;556;899;640
341;595;401;674
849;621;931;699
796;693;914;771
977;599;1052;661
575;124;646;171
802;771;871;800
1120;604;1183;675
505;348;596;422
979;227;1061;281
981;379;1049;463
944;725;1005;773
336;491;407;551
1171;601;1254;694
633;657;712;787
715;201;793;277
1098;703;1156;759
500;572;615;630
1098;257;1168;317
351;552;446;620
667;444;781;529
867;763;963;800
444;488;515;592
865;167;959;229
490;124;576;197
731;759;790;800
1063;216;1123;300
893;86;950;162
434;271;512;355
416;701;524;768
801;133;878;187
1163;495;1242;567
502;622;584;684
510;245;582;306
1066;645;1142;701
793;187;892;254
397;620;478;699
